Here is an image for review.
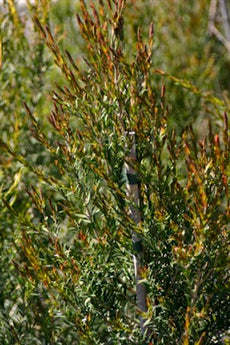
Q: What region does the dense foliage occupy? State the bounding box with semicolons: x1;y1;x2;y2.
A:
0;1;229;344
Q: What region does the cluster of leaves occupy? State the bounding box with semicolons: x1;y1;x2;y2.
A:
51;0;230;130
0;0;229;344
0;0;54;343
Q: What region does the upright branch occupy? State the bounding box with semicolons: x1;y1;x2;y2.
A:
125;131;148;335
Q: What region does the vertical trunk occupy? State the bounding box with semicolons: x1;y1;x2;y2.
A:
125;131;148;334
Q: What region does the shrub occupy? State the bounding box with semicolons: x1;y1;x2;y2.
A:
0;1;229;344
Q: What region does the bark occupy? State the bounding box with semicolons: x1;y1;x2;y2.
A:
125;131;148;334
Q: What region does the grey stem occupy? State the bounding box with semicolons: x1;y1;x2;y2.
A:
219;0;230;42
125;131;148;334
208;0;230;54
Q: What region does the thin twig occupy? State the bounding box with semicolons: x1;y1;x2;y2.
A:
209;0;218;24
219;0;230;41
208;0;230;55
209;24;230;54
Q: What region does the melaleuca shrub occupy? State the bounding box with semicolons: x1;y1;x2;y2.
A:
0;1;229;344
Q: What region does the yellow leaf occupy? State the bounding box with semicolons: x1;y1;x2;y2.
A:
8;0;20;27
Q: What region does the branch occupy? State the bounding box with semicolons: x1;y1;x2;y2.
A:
208;0;230;55
125;131;148;335
219;0;230;42
209;0;218;25
209;23;230;54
